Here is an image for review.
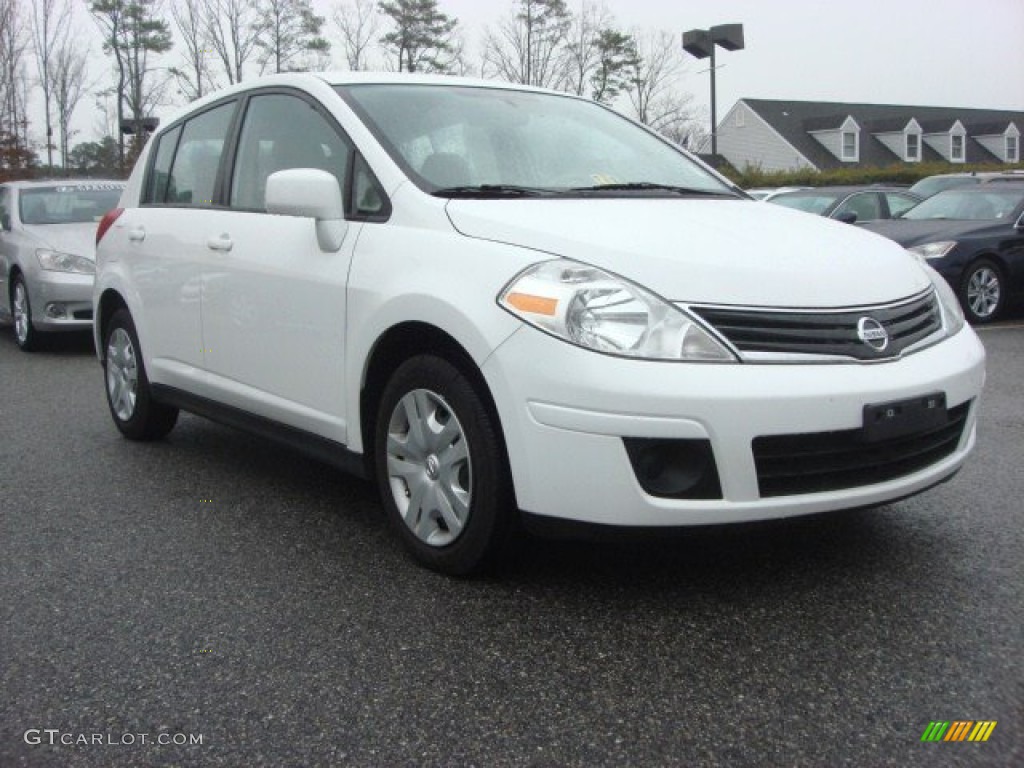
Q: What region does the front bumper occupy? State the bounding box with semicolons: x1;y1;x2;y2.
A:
27;270;94;332
482;324;986;526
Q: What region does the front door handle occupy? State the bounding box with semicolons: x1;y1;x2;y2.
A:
206;235;233;252
127;227;146;242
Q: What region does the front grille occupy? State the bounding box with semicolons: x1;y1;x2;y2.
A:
692;290;941;360
752;401;970;497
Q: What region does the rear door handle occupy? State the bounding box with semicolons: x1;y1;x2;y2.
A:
206;235;233;252
127;228;146;242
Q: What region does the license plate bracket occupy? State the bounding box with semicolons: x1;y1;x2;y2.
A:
862;393;947;443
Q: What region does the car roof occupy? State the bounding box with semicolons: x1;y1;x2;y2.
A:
774;185;912;195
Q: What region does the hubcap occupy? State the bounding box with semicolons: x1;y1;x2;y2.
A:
106;328;139;422
967;267;1000;318
13;282;29;344
386;388;472;548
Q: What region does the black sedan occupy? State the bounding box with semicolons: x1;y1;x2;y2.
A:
860;183;1024;323
767;185;921;223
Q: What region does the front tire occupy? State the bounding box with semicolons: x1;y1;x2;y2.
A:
961;258;1005;324
375;354;515;576
11;275;39;351
103;308;178;440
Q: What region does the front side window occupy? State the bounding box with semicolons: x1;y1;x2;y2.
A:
834;192;881;221
338;84;734;197
163;102;236;206
1007;135;1019;163
18;184;124;225
905;133;920;161
231;93;351;211
0;187;10;229
951;134;965;161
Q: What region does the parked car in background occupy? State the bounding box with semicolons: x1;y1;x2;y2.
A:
861;182;1024;323
92;73;984;575
0;179;125;350
908;170;1024;199
767;185;922;223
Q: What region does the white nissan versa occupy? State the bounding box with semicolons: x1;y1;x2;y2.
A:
93;74;986;574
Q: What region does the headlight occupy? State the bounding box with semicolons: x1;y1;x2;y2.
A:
498;260;736;361
36;249;95;274
908;241;957;260
910;253;965;337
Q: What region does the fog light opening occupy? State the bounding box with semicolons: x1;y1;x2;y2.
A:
623;438;722;499
45;303;67;319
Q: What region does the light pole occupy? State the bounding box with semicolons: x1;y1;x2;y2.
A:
682;24;745;157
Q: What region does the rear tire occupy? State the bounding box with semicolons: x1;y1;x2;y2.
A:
102;308;178;440
960;258;1005;324
374;354;515;576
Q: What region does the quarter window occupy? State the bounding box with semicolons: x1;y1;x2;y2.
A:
146;125;182;203
162;102;236;206
230;93;351;211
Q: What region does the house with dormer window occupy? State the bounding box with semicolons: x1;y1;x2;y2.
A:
714;99;1024;172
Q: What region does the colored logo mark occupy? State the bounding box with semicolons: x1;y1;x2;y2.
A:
921;721;997;742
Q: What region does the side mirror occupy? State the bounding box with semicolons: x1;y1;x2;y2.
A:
835;211;858;224
266;168;348;252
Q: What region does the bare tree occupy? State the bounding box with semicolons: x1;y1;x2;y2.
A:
32;0;71;168
559;1;607;96
203;0;263;84
1;0;32;154
378;0;458;74
169;0;214;101
332;0;379;71
52;36;90;168
255;0;329;74
482;0;570;88
624;31;696;135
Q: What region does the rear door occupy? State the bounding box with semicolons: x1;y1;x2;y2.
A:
125;100;239;392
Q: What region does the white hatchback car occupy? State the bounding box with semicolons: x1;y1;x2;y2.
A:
1;179;124;350
94;74;985;574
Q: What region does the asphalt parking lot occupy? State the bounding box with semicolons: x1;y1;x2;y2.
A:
1;320;1022;767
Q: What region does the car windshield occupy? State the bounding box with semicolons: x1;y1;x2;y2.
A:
19;184;124;225
768;190;842;214
337;84;735;197
900;187;1024;221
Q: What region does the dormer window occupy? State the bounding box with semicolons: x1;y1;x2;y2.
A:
951;134;965;162
906;132;920;161
842;131;857;161
1008;135;1019;163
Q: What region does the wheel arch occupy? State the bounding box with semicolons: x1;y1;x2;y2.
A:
95;288;129;360
359;321;512;486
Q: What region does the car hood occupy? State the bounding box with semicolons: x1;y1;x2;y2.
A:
21;223;98;260
446;198;930;307
859;218;1008;247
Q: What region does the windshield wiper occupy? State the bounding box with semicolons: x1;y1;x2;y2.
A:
431;184;554;198
569;182;735;196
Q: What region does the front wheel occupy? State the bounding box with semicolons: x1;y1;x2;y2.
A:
103;308;179;440
375;355;515;576
12;275;40;351
960;258;1005;324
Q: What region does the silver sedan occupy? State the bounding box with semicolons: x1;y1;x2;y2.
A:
0;179;124;351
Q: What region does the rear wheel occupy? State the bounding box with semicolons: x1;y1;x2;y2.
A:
12;275;39;351
103;308;178;440
960;258;1005;324
375;354;515;576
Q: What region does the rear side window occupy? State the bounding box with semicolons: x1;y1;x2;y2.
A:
146;125;182;204
230;94;351;211
160;102;236;206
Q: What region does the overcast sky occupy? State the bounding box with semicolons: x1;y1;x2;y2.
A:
54;0;1024;150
